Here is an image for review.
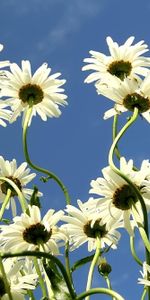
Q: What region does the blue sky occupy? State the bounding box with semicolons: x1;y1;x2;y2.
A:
0;0;150;299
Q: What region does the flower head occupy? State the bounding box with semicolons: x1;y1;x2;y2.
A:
0;205;67;254
1;60;67;125
62;200;121;252
89;157;150;235
96;75;150;121
82;36;150;84
0;257;38;300
138;262;150;286
0;156;39;216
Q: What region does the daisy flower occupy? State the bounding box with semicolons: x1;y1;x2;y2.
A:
138;262;150;286
82;36;150;84
89;157;150;235
0;156;40;216
62;200;121;252
0;257;38;300
0;205;67;254
1;60;67;125
95;74;150;121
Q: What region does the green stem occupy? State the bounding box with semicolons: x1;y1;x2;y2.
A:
130;236;142;266
105;276;111;289
22;106;70;205
0;177;27;212
0;189;11;220
65;241;74;287
105;277;115;300
1;251;76;299
23;106;72;291
141;288;147;300
0;256;13;300
76;288;125;300
86;236;101;300
113;115;121;161
27;290;36;300
33;257;47;298
112;115;138;171
131;204;150;252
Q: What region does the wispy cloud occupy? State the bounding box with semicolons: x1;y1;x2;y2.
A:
136;238;145;254
36;0;109;54
111;272;129;287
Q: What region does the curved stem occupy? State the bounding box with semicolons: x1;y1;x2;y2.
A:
86;236;101;300
0;177;27;212
113;115;121;161
1;251;76;299
131;204;150;252
130;236;142;266
0;257;13;300
22;106;71;205
76;288;125;300
0;188;11;220
112;115;138;171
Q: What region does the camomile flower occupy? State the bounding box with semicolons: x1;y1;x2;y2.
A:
1;60;67;125
0;205;67;254
0;257;38;300
89;157;150;235
82;36;150;84
138;262;150;286
0;156;40;216
96;75;150;122
62;200;121;252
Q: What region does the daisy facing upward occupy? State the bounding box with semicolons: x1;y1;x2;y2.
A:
89;157;150;236
82;36;150;84
1;60;68;125
0;205;67;255
0;156;41;216
62;199;121;252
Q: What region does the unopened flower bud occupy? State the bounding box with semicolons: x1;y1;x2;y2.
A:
98;257;112;277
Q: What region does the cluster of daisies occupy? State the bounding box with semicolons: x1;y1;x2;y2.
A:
82;36;150;121
0;37;149;298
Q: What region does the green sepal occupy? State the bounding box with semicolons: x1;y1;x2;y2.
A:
1;218;10;224
30;185;41;208
40;176;51;183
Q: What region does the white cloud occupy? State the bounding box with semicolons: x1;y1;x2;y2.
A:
136;238;145;253
36;0;109;54
111;272;129;287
